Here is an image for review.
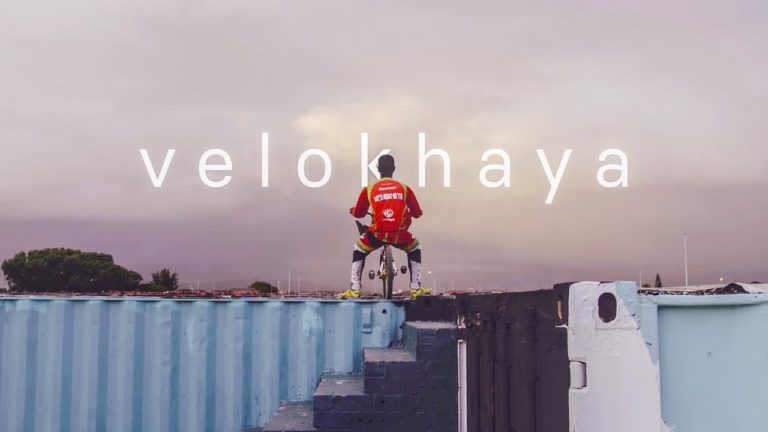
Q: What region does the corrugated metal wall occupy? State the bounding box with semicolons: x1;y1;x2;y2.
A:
0;297;405;432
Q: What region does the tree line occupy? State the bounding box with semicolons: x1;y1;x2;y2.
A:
1;248;178;293
1;247;277;294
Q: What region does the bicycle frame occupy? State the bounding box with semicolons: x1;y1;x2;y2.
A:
356;215;405;299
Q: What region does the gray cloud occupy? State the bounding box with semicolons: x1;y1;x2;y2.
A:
1;0;767;289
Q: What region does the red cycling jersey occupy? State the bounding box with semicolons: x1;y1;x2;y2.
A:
351;178;423;232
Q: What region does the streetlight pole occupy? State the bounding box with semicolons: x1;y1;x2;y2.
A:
683;233;689;289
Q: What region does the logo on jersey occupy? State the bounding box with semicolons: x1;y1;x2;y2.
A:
383;208;394;218
373;192;404;203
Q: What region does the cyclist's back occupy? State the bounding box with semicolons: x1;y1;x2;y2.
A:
353;175;422;231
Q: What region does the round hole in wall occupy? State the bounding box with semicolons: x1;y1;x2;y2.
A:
598;292;617;323
382;309;388;314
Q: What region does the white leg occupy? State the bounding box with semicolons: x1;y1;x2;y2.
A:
409;260;421;289
350;261;363;290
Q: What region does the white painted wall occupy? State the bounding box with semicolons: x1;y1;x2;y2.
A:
567;281;671;432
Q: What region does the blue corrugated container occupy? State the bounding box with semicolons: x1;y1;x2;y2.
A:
0;297;405;432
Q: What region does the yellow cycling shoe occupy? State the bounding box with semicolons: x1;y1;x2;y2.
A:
410;287;432;298
338;288;361;299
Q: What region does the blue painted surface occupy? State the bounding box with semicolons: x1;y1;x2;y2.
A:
0;298;405;432
639;293;768;432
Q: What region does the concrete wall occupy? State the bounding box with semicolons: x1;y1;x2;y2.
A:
567;281;768;432
0;297;405;432
567;281;670;432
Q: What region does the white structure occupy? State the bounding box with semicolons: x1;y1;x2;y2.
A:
567;280;768;431
567;281;671;432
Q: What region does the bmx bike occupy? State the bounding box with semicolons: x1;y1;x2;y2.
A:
355;215;408;299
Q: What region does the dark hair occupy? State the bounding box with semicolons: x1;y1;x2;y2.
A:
377;154;395;176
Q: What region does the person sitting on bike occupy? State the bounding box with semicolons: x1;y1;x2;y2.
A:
339;154;431;299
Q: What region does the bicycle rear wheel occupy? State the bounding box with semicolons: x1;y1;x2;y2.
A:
380;273;387;297
384;247;394;299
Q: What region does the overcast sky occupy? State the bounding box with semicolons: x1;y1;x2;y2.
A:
1;1;767;291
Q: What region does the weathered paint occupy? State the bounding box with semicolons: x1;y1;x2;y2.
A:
567;281;671;432
0;297;404;432
640;292;768;432
569;281;768;432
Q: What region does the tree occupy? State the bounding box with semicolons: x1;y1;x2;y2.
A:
138;282;165;292
249;280;278;294
1;248;142;292
151;268;179;291
654;273;663;288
